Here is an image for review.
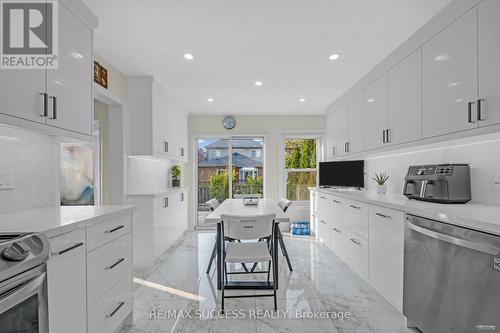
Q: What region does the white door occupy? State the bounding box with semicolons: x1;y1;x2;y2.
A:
333;105;348;156
422;8;478;138
388;48;422;145
365;74;388;150
46;3;92;135
478;0;500;127
347;91;365;153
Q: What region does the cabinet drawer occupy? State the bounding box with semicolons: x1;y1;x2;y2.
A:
317;194;331;221
48;228;86;292
87;214;132;251
87;275;133;333
329;225;346;262
343;231;369;281
87;233;133;306
343;199;369;240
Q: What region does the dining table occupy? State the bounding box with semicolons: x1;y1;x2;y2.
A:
205;198;290;290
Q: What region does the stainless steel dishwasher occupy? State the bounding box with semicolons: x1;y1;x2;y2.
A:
404;214;500;333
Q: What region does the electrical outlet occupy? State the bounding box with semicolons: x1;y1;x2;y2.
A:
495;166;500;184
0;169;14;190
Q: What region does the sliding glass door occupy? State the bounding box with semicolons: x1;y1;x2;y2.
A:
196;136;265;228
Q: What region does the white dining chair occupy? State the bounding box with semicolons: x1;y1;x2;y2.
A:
220;213;277;311
277;198;293;271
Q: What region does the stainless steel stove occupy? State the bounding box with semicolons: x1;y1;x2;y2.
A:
0;233;51;333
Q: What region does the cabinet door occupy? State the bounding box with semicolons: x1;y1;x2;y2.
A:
46;3;92;135
152;90;164;154
325;112;336;159
333;105;348;156
422;8;478;137
347;91;365;153
369;206;404;311
478;0;500;127
365;74;388;150
388;49;422;145
310;191;318;234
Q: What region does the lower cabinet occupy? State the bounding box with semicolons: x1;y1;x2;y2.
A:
343;231;369;281
369;205;404;311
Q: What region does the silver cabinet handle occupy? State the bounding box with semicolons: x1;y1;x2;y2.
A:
163;197;169;208
332;146;336;156
105;258;125;270
164;141;169;152
49;96;57;119
320;220;327;225
375;212;391;219
385;129;390;143
105;225;124;234
332;200;341;204
106;301;125;318
407;221;499;255
467;101;475;123
382;129;386;144
181;193;184;202
477;98;484;121
52;242;84;256
350;238;361;246
39;92;48;117
320;196;327;200
180;147;184;157
332;227;341;233
350;205;361;210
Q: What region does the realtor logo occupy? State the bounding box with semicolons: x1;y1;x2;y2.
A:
0;0;58;69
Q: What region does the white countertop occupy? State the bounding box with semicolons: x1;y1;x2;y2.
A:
312;187;500;236
127;187;188;198
0;205;136;238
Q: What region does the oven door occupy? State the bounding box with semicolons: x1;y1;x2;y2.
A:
0;265;48;333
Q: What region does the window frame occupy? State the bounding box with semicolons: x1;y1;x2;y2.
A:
279;132;323;206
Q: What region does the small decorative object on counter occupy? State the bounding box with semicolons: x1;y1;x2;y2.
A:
290;221;311;236
372;172;389;194
171;165;181;187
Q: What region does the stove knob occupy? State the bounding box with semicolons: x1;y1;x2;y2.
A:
2;241;30;261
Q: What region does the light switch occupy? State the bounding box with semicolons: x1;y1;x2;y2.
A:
495;166;500;184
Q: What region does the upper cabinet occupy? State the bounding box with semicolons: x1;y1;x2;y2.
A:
0;0;97;140
422;8;478;138
365;74;388;150
347;91;366;154
128;77;188;162
332;105;348;157
478;0;500;127
387;49;422;145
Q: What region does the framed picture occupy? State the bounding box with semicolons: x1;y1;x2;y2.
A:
93;61;108;89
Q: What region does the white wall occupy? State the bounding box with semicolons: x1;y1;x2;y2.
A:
188;114;326;229
364;132;500;206
0;125;60;214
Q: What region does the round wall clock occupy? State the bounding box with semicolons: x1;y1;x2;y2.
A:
223;115;236;130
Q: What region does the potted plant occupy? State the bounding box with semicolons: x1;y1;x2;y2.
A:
171;165;181;187
372;172;389;194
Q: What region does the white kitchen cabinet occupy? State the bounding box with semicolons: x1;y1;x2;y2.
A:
342;199;369;240
47;229;87;333
316;194;331;245
365;74;388;150
422;8;478;138
343;231;369;281
128;77;188;162
0;0;96;140
388;49;422;145
325;112;336;159
332;105;348;156
347;91;366;153
478;0;500;127
369;205;405;311
310;191;319;234
329;196;346;260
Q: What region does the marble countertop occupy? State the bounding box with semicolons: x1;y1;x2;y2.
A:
312;187;500;236
0;205;136;238
127;187;189;198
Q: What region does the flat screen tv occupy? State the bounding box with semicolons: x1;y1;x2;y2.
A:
319;160;365;188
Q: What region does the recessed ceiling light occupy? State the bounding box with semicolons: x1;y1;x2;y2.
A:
254;81;263;86
367;98;375;103
329;53;340;61
299;98;306;103
183;53;194;60
207;98;214;102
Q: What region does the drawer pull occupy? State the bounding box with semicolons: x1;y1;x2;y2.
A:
350;238;361;246
332;200;341;204
349;205;361;210
163;197;169;208
332;227;341;233
106;301;125;318
105;225;125;234
320;220;327;225
375;213;391;219
105;258;125;270
52;242;84;256
320;196;327;200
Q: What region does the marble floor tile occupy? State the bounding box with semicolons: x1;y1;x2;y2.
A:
125;230;411;333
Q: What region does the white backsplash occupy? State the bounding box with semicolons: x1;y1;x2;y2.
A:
0;126;60;214
128;156;173;194
364;132;500;206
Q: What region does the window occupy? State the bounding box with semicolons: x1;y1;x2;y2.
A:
282;137;319;202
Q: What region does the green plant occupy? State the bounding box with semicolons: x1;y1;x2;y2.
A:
241;176;263;194
372;172;389;185
208;169;236;203
171;165;181;180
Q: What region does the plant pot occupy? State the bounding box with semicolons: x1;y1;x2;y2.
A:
172;179;180;187
376;184;387;194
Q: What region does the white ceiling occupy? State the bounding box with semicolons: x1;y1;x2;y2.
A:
83;0;451;115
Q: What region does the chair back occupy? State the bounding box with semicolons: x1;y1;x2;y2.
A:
221;214;275;240
206;198;220;212
278;198;292;212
